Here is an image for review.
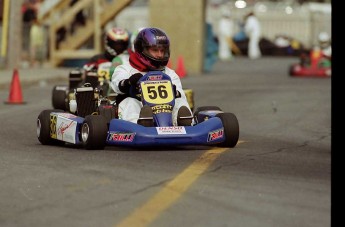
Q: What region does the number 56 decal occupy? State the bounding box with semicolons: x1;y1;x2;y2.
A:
140;80;174;104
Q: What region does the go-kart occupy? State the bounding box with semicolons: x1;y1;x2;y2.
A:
51;62;114;111
37;71;239;150
289;49;331;78
51;63;195;112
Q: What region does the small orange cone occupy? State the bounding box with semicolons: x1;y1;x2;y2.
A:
5;69;26;104
175;56;187;78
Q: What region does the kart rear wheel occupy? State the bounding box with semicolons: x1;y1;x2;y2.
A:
81;115;108;150
216;112;239;148
288;64;295;76
37;109;64;145
52;85;68;110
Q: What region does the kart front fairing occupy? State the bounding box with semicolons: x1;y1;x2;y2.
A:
48;110;226;147
106;117;225;146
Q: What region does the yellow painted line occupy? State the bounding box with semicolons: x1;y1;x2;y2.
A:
115;141;244;227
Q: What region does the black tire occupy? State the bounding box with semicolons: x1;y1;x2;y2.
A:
37;109;64;145
289;64;297;76
194;106;222;116
81;115;108;150
216;112;239;148
52;85;68;110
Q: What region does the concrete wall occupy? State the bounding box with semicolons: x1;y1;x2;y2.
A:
149;0;206;75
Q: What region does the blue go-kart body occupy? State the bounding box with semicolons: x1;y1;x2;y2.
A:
37;71;239;149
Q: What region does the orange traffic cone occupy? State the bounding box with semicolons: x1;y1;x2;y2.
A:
175;56;187;78
5;69;26;104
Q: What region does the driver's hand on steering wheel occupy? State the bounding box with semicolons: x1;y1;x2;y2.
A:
118;73;143;93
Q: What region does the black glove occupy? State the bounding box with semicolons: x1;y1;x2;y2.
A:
118;73;143;93
173;84;181;98
129;73;143;85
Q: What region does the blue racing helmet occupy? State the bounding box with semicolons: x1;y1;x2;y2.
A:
134;27;170;70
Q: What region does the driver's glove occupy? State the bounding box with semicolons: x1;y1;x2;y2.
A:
173;84;182;98
118;73;143;93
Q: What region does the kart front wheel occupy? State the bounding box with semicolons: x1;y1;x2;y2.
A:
216;112;239;148
37;109;64;145
81;115;108;150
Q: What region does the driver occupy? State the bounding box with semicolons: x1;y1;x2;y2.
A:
83;27;130;71
110;27;193;127
316;31;331;60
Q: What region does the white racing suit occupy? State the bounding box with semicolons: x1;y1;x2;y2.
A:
244;15;262;59
110;62;191;126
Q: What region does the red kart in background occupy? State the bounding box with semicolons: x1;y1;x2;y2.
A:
289;49;331;78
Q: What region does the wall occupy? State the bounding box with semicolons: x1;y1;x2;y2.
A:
149;0;206;75
114;0;206;75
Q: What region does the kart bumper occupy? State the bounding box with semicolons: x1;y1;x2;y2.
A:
106;117;225;146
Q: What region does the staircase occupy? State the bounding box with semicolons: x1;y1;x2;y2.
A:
39;0;134;66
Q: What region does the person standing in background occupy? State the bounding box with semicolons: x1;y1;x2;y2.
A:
316;31;331;60
22;0;39;65
29;15;45;67
204;22;218;72
244;11;261;59
217;8;234;61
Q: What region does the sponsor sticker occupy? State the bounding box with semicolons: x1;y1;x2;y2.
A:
207;128;224;142
108;132;135;142
50;114;58;139
156;127;186;135
56;117;77;143
152;104;173;114
58;113;78;119
148;75;163;80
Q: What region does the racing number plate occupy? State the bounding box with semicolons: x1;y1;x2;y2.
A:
97;62;112;80
140;80;174;105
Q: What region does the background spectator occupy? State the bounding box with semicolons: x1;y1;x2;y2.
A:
204;22;218;72
29;15;45;67
217;8;234;61
244;11;261;59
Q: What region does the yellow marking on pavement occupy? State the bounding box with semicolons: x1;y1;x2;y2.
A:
115;144;240;227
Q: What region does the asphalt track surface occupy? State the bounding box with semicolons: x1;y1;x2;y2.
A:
0;56;331;227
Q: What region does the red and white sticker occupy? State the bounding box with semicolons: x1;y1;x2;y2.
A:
56;117;77;143
207;128;224;142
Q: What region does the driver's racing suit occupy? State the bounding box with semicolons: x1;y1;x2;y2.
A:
110;62;191;126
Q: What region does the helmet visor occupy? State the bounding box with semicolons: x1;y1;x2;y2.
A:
143;45;169;61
